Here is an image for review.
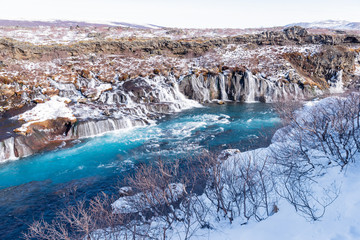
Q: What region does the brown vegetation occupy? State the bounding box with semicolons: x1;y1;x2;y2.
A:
283;46;356;89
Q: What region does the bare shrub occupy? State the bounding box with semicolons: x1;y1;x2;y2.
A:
271;93;360;220
117;157;212;240
24;192;122;240
203;150;277;224
274;92;360;169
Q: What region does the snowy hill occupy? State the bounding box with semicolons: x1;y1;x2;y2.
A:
286;20;360;30
0;19;163;29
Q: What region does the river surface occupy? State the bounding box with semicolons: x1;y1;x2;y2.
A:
0;103;281;239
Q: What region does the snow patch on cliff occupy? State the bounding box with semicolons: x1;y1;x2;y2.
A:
15;96;76;134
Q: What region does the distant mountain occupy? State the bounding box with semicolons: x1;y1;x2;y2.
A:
109;22;164;29
286;20;360;30
0;19;164;29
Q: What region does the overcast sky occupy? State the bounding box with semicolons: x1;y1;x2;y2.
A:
0;0;359;28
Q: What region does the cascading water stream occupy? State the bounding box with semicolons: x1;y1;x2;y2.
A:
219;74;229;101
0;71;312;162
245;71;257;102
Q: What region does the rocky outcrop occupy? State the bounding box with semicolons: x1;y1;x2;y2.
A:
0;27;360;61
0;67;322;162
0;49;357;162
283;26;308;42
0;75;200;162
284;46;357;88
0;27;359;162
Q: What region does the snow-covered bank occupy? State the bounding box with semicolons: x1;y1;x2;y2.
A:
200;93;360;239
107;93;360;240
207;163;360;240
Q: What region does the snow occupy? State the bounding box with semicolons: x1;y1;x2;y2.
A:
205;161;360;240
112;183;185;214
201;95;360;239
209;44;321;80
0;25;268;45
15;96;76;133
356;66;360;76
286;20;360;31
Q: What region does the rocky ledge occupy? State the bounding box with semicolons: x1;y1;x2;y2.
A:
0;26;359;61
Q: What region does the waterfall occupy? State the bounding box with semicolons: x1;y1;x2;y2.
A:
14;138;33;159
329;70;344;93
230;74;242;101
0;141;6;162
190;75;210;102
71;118;147;139
245;71;257;102
178;71;315;103
0;137;17;162
161;76;201;110
162;72;311;104
0;118;149;162
219;74;229;101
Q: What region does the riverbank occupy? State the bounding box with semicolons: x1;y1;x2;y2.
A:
102;92;360;240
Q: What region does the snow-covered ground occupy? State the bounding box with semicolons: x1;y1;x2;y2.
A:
287;20;360;31
206;163;360;240
2;20;359;46
0;26;266;45
112;183;185;214
210;44;321;79
108;93;360;240
202;94;360;239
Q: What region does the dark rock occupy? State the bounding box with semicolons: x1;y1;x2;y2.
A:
259;95;266;103
122;78;152;101
335;30;347;34
86;32;101;38
344;36;360;43
283;26;308;43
